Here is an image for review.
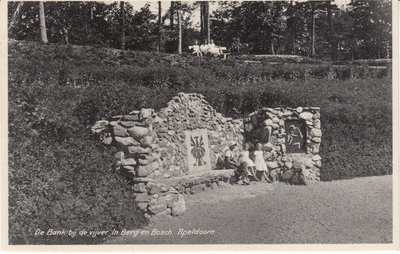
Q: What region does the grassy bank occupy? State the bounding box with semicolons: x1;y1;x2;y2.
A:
8;40;392;243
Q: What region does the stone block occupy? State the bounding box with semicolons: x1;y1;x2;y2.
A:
310;129;322;137
140;108;154;120
149;185;163;195
123;114;139;121
128;126;149;140
313;119;321;129
120;121;137;128
165;194;177;208
137;166;150;177
113;151;124;160
140;135;154;147
296;107;303;113
284;161;293;169
91;120;109;133
312;137;321;143
122;158;137;166
135;193;150;202
133;183;147;193
171;195;186;216
113;125;129;137
313;112;320;119
299;112;313;120
137;202;149;211
312;155;322;161
148;200;167;215
263;119;273;126
128;146;151;154
115;137;139;147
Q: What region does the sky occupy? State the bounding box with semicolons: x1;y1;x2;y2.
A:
127;0;352;29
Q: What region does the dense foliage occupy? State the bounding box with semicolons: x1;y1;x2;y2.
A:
212;0;391;60
8;1;392;60
8;40;392;243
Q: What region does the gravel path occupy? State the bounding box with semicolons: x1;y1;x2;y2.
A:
107;175;392;244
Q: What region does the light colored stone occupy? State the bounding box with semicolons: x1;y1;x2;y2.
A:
310;129;322;137
148;200;167;215
115;136;139;147
312;137;321;143
137;202;148;211
313;112;320;119
140;108;154;120
149;185;163;194
296;107;303;113
263;119;273;126
313;119;321;129
113;151;124;160
133;183;147;193
299;112;313;120
140;135;154;147
91;120;109;133
128;146;151;154
312;155;322;161
123;114;139;121
285;161;293;169
128;126;149;139
102;136;113;145
272;117;279;123
171;195;186;216
135;193;149;202
122;158;137;166
120;121;137;128
113;125;129;137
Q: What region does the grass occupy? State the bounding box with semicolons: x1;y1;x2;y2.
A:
8;39;392;244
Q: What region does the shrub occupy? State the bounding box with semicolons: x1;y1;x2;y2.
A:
8;40;392;243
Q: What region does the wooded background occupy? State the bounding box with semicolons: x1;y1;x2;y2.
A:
8;0;392;60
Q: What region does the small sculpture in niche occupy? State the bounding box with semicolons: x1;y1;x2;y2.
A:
285;120;307;153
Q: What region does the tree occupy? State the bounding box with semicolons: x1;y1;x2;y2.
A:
157;1;162;53
39;1;48;44
178;10;182;54
8;1;24;31
120;1;125;50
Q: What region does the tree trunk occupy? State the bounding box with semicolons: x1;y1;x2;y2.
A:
178;11;182;54
206;1;210;44
120;1;125;50
170;1;174;30
158;1;162;53
311;2;315;57
8;1;24;31
39;1;48;44
327;1;336;60
200;2;204;41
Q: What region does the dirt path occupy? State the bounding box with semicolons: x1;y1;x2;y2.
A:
107;175;392;244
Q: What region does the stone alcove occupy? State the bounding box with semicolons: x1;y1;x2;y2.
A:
92;93;322;217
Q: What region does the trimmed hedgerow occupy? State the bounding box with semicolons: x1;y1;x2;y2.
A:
8;40;392;243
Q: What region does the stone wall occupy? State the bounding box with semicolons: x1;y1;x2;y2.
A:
242;107;322;184
92;93;243;217
92;93;322;217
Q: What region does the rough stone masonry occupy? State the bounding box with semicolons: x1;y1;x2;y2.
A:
92;92;321;217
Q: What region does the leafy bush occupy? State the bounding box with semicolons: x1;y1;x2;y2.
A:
8;40;392;243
